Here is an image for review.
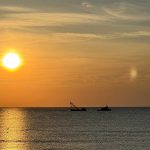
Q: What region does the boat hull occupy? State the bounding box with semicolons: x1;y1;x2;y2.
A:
70;108;87;111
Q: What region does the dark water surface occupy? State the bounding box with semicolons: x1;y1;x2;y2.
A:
0;108;150;150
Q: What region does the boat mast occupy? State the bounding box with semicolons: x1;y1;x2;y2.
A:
70;101;79;109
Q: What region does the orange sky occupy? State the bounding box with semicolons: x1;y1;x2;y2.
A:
0;0;150;107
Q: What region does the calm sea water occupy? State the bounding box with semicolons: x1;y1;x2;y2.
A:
0;108;150;150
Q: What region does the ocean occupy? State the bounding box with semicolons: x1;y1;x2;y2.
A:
0;108;150;150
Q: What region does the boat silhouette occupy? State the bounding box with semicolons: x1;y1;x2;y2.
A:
70;101;87;111
97;105;111;111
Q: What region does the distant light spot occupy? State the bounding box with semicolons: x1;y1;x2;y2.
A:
130;68;138;80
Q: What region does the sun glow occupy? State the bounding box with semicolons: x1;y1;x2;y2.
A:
130;67;138;80
2;52;23;71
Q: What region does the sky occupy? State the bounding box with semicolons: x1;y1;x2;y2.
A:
0;0;150;107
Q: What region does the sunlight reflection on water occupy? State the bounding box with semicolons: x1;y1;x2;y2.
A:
0;109;27;150
0;108;150;150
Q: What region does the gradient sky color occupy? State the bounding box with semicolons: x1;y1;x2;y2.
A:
0;0;150;107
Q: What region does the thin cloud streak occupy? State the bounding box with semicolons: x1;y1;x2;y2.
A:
0;12;108;28
0;5;34;13
51;31;150;42
103;7;150;21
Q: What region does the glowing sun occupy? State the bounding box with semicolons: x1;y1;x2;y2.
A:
2;52;22;71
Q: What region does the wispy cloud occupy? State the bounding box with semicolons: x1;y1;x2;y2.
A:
102;1;150;21
0;5;34;13
0;2;150;43
103;7;150;21
51;31;150;42
0;11;108;29
0;2;150;31
81;1;93;8
120;31;150;38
